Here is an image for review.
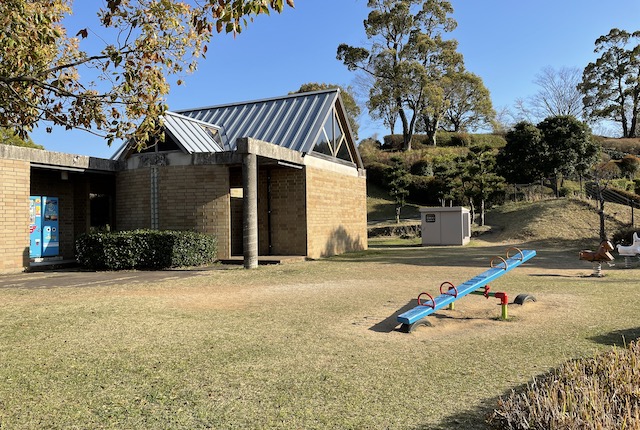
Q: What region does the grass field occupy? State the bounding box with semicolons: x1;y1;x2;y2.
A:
1;199;639;429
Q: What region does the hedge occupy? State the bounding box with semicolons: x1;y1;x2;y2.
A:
382;132;506;150
76;230;217;270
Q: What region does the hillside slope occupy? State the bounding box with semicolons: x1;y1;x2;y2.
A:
484;198;632;246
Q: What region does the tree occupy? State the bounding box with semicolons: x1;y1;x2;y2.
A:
578;28;640;138
0;128;44;149
496;121;547;184
431;152;460;205
537;115;599;192
292;83;361;139
386;156;411;223
497;116;600;193
337;0;460;150
589;161;620;242
515;66;583;123
458;144;504;226
442;71;495;132
0;0;293;147
618;154;640;179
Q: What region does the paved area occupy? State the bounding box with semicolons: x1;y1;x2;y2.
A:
0;265;238;290
0;255;307;289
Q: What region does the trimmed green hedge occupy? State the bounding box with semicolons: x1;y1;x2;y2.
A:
76;230;217;270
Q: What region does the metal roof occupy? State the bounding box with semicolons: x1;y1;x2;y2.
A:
111;89;363;167
162;111;228;153
175;89;340;153
110;111;227;160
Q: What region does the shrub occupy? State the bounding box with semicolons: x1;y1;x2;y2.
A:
382;133;506;150
487;340;640;429
612;227;639;245
76;230;217;270
410;159;433;176
364;161;391;188
471;133;507;149
407;174;437;204
449;132;472;147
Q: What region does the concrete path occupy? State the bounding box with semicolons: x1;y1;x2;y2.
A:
0;265;236;290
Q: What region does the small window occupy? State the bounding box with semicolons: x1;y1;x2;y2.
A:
201;125;223;148
336;139;353;162
313;129;333;156
311;107;354;164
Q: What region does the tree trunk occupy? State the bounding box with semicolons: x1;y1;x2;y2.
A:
468;197;476;225
480;198;486;227
630;94;639;138
423;115;439;146
395;205;401;224
397;104;412;151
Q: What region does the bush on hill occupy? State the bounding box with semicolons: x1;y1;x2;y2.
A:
382;132;505;150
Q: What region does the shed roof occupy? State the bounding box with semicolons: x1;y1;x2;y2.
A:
110;111;227;159
163;111;227;153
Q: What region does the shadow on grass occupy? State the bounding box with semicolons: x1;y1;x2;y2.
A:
369;300;416;333
336;239;592;271
590;327;640;347
411;400;497;429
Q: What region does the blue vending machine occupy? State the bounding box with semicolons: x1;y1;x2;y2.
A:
29;196;43;258
29;196;60;258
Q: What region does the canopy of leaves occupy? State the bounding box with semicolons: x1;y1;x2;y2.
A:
0;128;44;149
497;121;546;184
442;71;495;132
337;0;463;150
497;116;600;184
0;0;293;148
578;28;640;138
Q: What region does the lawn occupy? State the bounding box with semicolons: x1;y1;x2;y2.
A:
1;239;639;429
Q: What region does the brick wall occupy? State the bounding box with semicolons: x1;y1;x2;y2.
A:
116;165;231;259
158;165;230;259
305;165;367;259
0;159;30;272
257;167;307;256
116;168;152;230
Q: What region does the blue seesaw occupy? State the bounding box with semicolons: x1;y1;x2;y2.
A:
397;247;537;333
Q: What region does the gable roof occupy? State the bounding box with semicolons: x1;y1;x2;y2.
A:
176;89;345;154
112;89;362;168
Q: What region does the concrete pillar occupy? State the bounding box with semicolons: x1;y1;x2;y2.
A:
242;153;258;269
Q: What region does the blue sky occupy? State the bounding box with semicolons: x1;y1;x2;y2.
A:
34;0;640;159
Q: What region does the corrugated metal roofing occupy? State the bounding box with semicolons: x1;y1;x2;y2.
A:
110;112;227;160
176;89;340;153
162;111;227;153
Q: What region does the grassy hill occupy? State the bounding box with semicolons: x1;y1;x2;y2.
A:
484;199;632;246
368;185;636;247
367;183;421;223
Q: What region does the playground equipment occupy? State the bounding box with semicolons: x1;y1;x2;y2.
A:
579;240;615;276
616;232;640;269
397;247;536;333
